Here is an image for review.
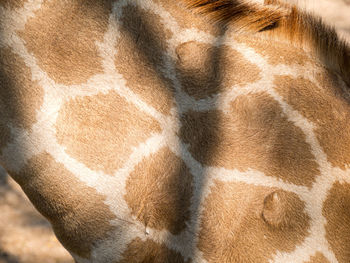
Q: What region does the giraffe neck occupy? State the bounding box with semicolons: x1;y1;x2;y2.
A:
0;0;350;262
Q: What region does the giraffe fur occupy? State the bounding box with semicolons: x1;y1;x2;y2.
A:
0;0;349;262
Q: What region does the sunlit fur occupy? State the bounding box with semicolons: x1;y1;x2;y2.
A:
1;0;350;262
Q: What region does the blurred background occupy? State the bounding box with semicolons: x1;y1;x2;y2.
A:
0;1;349;262
0;168;73;263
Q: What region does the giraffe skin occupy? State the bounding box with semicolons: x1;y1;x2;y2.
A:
0;0;349;262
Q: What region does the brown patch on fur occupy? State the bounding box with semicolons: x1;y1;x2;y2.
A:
19;0;113;85
181;92;320;186
182;0;288;32
125;147;193;235
56;91;161;175
315;68;345;93
12;152;115;259
0;47;44;129
0;0;25;9
236;35;312;66
274;75;350;169
0;123;11;153
118;238;188;263
198;181;310;262
323;182;350;263
306;252;330;263
262;190;306;229
115;4;175;115
175;41;261;99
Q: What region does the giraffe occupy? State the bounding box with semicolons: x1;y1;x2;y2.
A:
0;0;350;262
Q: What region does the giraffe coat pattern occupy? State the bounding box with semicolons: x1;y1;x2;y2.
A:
0;0;350;262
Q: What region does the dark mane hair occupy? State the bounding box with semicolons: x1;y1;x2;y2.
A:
183;0;350;86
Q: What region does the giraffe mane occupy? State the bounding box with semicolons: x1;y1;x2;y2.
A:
184;0;350;87
265;0;350;87
181;0;288;32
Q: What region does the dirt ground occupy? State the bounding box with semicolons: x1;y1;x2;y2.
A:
0;171;73;263
0;1;349;263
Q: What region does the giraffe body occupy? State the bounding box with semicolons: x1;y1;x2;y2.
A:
0;0;350;262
